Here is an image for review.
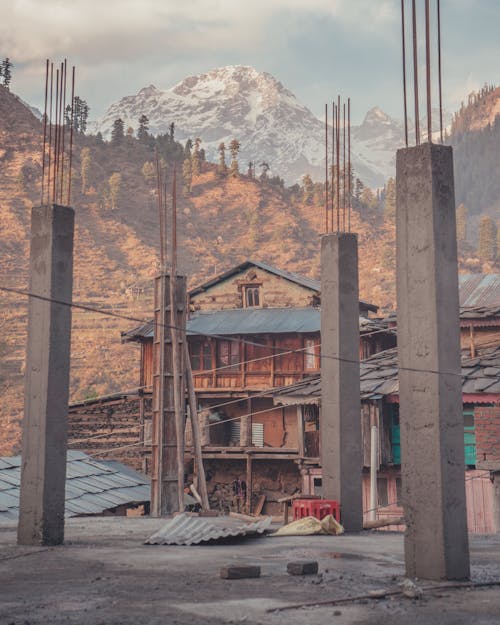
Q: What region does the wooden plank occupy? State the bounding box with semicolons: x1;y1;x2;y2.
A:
253;494;266;516
297;405;305;457
246;453;253;514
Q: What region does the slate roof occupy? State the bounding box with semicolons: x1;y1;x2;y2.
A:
122;308;393;342
0;451;149;523
272;345;500;406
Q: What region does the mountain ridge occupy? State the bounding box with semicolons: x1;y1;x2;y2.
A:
92;65;404;187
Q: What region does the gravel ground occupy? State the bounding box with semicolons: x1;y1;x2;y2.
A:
0;517;499;625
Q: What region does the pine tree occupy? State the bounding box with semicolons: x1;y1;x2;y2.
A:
217;142;227;176
302;174;314;205
456;203;468;242
383;177;396;220
259;162;269;182
169;122;175;141
137;114;149;141
80;147;91;194
247;162;254;179
478;216;497;262
108;173;122;209
111;118;125;144
0;58;13;89
192;138;202;176
182;158;192;196
184;139;193;159
142;161;156;186
229;138;240;177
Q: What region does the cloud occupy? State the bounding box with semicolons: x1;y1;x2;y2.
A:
1;0;397;67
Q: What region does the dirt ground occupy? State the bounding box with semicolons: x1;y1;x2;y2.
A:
0;517;499;625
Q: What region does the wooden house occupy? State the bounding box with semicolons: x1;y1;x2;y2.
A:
273;344;500;533
118;260;394;513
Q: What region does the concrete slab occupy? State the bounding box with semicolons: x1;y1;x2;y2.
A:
0;517;498;625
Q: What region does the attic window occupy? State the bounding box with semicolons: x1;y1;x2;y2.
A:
244;286;260;308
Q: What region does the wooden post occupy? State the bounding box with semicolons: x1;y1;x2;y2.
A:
185;342;210;510
469;325;475;358
297;405;305;457
246;453;253;514
240;397;252;446
169;273;186;513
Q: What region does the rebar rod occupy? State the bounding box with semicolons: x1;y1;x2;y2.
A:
425;0;432;142
52;68;59;203
412;0;420;144
336;95;340;231
401;0;409;147
60;60;67;203
348;97;351;232
437;0;444;143
325;103;328;234
342;101;346;231
41;60;49;206
67;66;75;206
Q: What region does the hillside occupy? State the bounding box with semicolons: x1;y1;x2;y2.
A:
448;85;500;229
0;84;489;455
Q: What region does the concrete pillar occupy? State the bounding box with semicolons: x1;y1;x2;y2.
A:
396;143;470;580
320;233;363;531
18;204;74;546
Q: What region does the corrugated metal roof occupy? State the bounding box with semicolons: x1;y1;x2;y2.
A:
459;274;500;307
272;345;500;405
145;512;272;545
188;307;321;336
122;309;392;342
0;450;149;523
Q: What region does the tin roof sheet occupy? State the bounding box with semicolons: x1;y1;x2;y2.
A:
145;512;272;545
0;450;149;523
122;309;392;342
459;274;500;307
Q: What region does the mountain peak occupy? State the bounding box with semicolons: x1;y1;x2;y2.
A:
363;106;393;125
137;84;159;97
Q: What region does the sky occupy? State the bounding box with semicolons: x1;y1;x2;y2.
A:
1;0;499;124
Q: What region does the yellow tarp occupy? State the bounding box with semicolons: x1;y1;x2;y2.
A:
272;514;344;536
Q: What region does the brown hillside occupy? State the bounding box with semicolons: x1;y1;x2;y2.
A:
0;85;483;455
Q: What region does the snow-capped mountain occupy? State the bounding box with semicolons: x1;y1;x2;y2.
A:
92;66;406;187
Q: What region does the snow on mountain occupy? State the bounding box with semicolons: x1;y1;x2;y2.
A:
92;66;405;187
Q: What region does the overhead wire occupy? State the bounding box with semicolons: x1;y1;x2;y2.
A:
2;285;496;385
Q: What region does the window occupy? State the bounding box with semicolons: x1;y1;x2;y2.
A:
304;338;319;370
190;340;212;371
244;286;260;307
217;340;240;371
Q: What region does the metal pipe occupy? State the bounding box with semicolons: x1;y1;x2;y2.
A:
437;0;444;143
412;0;420;144
401;0;409;147
425;0;432;142
369;425;378;522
